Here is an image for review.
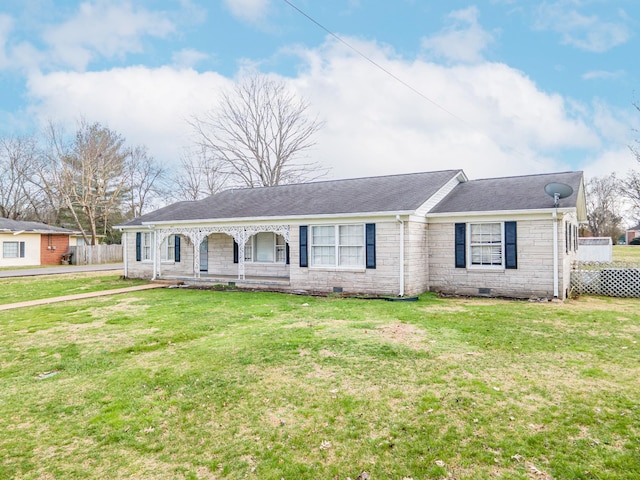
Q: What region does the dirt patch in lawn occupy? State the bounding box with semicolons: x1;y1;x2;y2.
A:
88;296;149;319
373;322;429;350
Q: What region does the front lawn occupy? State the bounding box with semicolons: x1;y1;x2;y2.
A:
0;273;146;305
1;286;638;479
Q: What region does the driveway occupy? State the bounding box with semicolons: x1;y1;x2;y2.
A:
0;263;124;278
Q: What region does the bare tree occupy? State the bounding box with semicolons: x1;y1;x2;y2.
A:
46;120;130;245
619;102;640;221
123;145;168;219
586;174;624;242
190;75;325;188
172;147;228;201
0;135;41;220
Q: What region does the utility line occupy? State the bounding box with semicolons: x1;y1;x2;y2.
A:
282;0;519;155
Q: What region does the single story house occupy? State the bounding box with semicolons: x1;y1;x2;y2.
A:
626;224;640;244
117;169;586;300
0;218;80;267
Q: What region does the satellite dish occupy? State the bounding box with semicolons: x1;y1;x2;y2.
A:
544;182;574;207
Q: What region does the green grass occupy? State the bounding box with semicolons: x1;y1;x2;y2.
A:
1;282;639;479
0;273;147;305
613;245;640;263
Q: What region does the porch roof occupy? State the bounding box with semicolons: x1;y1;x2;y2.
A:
122;170;463;226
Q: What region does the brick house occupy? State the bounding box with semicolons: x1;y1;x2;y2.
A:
117;170;586;300
0;218;80;267
626;224;640;244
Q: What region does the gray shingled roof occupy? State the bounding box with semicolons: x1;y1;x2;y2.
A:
0;217;77;234
122;170;463;226
430;171;584;213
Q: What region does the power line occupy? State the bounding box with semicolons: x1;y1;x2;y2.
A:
281;0;522;156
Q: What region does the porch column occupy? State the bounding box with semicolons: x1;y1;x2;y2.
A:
152;227;158;280
189;231;210;280
228;228;247;280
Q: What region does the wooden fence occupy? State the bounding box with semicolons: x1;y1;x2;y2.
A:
68;245;123;265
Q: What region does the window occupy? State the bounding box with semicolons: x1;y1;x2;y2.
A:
161;235;175;262
311;226;336;266
243;233;286;263
310;224;364;268
469;223;503;267
3;241;24;258
275;234;286;263
141;232;152;261
455;222;517;269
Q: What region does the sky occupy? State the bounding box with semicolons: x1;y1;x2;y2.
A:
0;0;639;184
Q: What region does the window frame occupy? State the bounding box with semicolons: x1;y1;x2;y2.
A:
309;224;365;269
243;233;286;264
141;232;153;262
467;222;505;269
161;235;175;263
3;241;23;259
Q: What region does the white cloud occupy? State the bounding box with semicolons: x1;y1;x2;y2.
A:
0;14;12;68
534;2;631;52
292;38;596;180
172;49;210;69
583;147;637;180
421;6;494;64
27;66;232;166
22;36;623;185
0;13;44;74
42;1;175;70
582;70;625;80
223;0;270;25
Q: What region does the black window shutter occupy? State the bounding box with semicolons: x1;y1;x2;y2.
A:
299;226;308;267
174;236;180;262
135;232;141;262
366;223;376;269
455;223;466;268
286;243;290;265
19;242;25;258
233;240;239;263
505;221;517;269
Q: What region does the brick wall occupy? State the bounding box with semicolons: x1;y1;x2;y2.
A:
40;234;70;265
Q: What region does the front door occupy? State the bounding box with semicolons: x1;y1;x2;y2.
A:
199;238;208;272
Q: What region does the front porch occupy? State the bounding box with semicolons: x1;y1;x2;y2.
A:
135;224;293;286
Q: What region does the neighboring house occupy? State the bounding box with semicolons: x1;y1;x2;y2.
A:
116;169;586;300
0;218;79;267
626;224;640;244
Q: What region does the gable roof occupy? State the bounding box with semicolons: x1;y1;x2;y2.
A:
0;217;77;234
430;171;585;216
122;170;463;226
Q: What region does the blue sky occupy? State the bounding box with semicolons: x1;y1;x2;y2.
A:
1;0;639;181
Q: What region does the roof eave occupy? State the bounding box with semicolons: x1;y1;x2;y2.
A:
427;207;578;219
116;210;418;229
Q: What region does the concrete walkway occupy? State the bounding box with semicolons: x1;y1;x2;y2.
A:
0;283;166;311
0;263;124;278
